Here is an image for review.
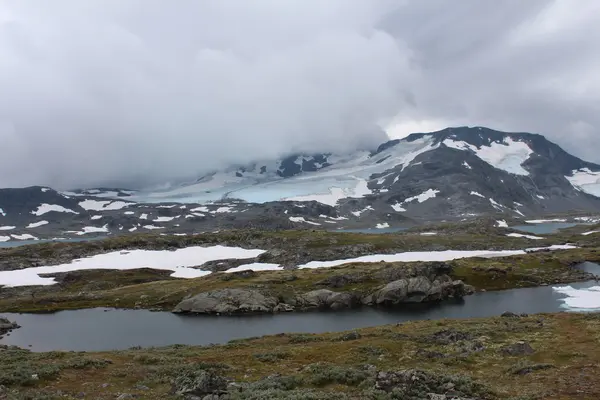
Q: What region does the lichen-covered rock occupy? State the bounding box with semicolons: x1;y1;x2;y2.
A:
362;276;471;306
295;289;358;310
172;369;228;398
172;289;278;315
374;369;491;399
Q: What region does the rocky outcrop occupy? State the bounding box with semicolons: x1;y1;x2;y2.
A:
295;289;358;310
173;274;473;315
0;317;19;338
362;276;473;306
172;289;279;315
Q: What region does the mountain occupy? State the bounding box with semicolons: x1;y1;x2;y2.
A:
1;126;600;241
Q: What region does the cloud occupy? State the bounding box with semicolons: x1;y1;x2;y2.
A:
0;0;598;189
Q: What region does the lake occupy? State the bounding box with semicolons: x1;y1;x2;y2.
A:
2;264;600;352
511;222;579;234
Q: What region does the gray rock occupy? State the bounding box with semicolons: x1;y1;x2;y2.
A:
500;341;534;356
173;289;278;314
296;289;357;310
0;317;19;338
363;276;471;306
273;303;295;313
173;370;227;397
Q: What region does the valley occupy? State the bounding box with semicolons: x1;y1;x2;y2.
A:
2;128;600;399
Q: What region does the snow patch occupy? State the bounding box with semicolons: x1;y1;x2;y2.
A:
0;246;267;287
224;263;283;273
496;220;508;228
351;206;374;217
139;213;148;220
376;223;390;229
391;203;407;212
143;225;164;230
26;221;49;229
489;198;504;209
0;236;10;242
565;168;600;197
284;178;372;207
462;161;472;169
289;216;321;226
91;215;103;220
0;226;15;231
0;208;5;216
553;285;600;310
420;232;438;236
582;231;600;236
506;233;544;240
79;200;132;211
11;234;38;240
443;137;533;175
124;211;135;215
153;216;178;222
470;191;485;198
525;219;566;224
298;245;574;270
536;195;545;199
403;189;440;204
76;225;109;235
32;204;78;216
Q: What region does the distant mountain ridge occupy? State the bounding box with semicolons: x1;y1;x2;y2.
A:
1;126;600;240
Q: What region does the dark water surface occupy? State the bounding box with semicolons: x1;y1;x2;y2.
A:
511;222;580;234
2;275;599;352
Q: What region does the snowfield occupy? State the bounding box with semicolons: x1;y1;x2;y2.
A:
79;200;133;211
553;285;600;310
297;245;576;270
565;168;600;197
102;137;438;205
443;137;533;175
0;245;578;288
32;204;78;216
0;246;267;287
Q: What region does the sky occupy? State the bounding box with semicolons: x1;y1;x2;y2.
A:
0;0;599;189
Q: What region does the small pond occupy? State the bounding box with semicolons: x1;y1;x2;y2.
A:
2;264;600;352
511;222;580;234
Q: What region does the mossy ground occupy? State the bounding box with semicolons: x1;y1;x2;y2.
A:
2;313;600;399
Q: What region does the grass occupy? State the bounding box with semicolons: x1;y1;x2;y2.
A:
1;313;600;399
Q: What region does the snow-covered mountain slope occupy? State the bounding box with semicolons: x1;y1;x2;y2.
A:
108;126;600;213
2;126;600;240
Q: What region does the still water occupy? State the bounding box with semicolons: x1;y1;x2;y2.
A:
2;275;599;352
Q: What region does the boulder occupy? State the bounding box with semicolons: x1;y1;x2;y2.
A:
500;341;534;356
172;289;278;315
0;317;19;338
295;289;357;310
172;370;227;397
363;276;471;306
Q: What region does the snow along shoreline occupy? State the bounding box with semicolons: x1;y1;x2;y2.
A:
0;244;577;288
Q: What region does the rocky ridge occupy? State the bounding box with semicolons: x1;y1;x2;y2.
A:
173;263;473;315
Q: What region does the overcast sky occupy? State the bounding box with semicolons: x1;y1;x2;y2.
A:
0;0;598;189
